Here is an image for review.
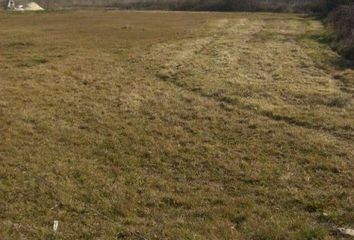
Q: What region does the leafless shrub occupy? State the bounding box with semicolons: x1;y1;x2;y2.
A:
328;5;354;59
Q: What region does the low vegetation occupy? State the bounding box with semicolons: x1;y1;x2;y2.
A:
0;10;353;240
328;5;354;60
0;0;337;12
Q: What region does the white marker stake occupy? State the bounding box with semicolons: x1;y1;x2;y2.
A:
53;220;59;232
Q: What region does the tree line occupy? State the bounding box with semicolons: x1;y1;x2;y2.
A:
2;0;352;13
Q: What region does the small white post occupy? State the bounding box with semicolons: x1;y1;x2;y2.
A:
53;220;59;233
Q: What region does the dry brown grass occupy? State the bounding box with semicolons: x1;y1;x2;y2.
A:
0;10;353;239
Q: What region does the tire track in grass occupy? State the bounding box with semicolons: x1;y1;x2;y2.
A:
142;15;354;142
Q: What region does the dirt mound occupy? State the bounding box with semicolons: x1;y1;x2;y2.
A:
24;2;44;11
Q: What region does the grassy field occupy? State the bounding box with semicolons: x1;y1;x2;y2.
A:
0;10;353;239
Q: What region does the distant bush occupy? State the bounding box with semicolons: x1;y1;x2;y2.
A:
0;0;337;13
326;0;354;11
292;0;328;13
328;4;354;60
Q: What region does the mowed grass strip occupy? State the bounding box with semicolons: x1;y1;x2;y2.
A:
0;10;353;239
